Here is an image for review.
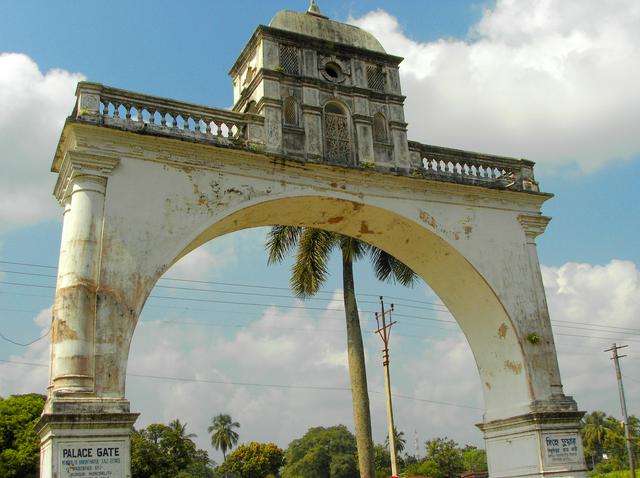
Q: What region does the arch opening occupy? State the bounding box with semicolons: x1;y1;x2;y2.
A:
129;194;533;423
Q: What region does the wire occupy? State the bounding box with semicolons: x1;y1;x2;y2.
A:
0;359;481;411
0;326;51;346
0;261;450;311
2;261;639;340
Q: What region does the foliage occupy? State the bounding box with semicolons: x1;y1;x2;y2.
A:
209;414;240;461
581;411;639;472
373;443;391;475
403;437;465;478
385;427;406;455
462;447;488;473
131;421;216;478
0;393;46;478
282;425;359;478
217;442;284;478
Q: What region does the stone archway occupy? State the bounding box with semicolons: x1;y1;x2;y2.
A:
38;4;587;477
39;107;586;477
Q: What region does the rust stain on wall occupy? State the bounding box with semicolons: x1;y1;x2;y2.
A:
327;216;344;224
419;210;438;229
504;360;523;375
498;322;508;339
360;221;374;234
52;319;80;342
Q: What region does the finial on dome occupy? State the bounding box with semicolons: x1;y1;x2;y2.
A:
307;0;328;19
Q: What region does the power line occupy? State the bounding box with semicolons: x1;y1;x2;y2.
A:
0;268;450;314
3;261;640;340
0;359;481;411
0;326;51;346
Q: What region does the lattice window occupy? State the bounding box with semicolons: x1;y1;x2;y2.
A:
324;103;351;164
279;44;300;75
283;97;298;126
367;65;385;92
372;113;387;142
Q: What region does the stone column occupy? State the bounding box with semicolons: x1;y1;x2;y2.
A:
477;214;588;477
518;214;565;399
49;172;108;395
40;152;138;478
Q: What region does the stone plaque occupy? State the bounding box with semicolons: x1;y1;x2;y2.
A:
544;435;579;463
59;441;124;478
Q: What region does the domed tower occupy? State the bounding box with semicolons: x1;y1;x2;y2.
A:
229;1;410;171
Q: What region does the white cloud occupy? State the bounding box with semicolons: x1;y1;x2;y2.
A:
542;260;640;414
0;53;84;230
351;0;640;172
166;228;267;280
0;306;51;396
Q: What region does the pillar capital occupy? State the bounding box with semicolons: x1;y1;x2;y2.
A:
518;214;551;242
54;151;120;204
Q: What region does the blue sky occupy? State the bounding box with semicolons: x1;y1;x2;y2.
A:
1;0;639;461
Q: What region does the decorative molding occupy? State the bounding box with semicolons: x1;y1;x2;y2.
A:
518;214;551;240
54;151;120;203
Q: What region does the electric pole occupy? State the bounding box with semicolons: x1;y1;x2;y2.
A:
375;296;398;477
604;343;636;478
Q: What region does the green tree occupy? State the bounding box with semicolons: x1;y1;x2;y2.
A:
0;393;46;478
282;425;359;478
131;421;216;478
462;446;487;473
422;437;464;478
209;414;240;461
582;411;610;467
373;443;391;476
217;442;284;478
267;226;417;478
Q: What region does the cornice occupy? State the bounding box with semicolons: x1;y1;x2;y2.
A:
518;214;552;240
57;121;552;215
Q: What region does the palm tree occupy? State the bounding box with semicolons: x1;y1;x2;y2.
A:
266;226;417;478
385;427;406;455
209;414;240;462
581;411;608;466
165;419;197;465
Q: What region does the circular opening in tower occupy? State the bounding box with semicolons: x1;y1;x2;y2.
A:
324;62;341;80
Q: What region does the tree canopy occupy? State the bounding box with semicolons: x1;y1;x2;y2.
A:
217;442;284;478
282;425;359;478
130;421;216;478
0;393;45;478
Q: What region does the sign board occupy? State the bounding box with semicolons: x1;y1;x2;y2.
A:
544;435;579;464
59;442;124;478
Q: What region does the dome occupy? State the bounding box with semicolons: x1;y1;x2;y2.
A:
269;9;386;54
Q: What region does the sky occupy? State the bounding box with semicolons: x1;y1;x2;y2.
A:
1;0;639;464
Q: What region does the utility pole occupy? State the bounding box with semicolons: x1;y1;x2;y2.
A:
604;343;636;478
375;296;398;478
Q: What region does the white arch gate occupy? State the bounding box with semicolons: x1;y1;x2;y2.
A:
38;6;587;478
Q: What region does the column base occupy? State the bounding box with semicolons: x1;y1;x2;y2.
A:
477;410;588;478
36;411;138;478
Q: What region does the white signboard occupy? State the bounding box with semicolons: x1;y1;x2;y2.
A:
544;435;579;463
59;442;124;478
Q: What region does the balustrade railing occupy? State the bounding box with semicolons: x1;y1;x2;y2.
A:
408;141;539;192
73;82;247;143
70;82;539;192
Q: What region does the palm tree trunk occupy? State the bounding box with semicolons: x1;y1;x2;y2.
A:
342;252;375;478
